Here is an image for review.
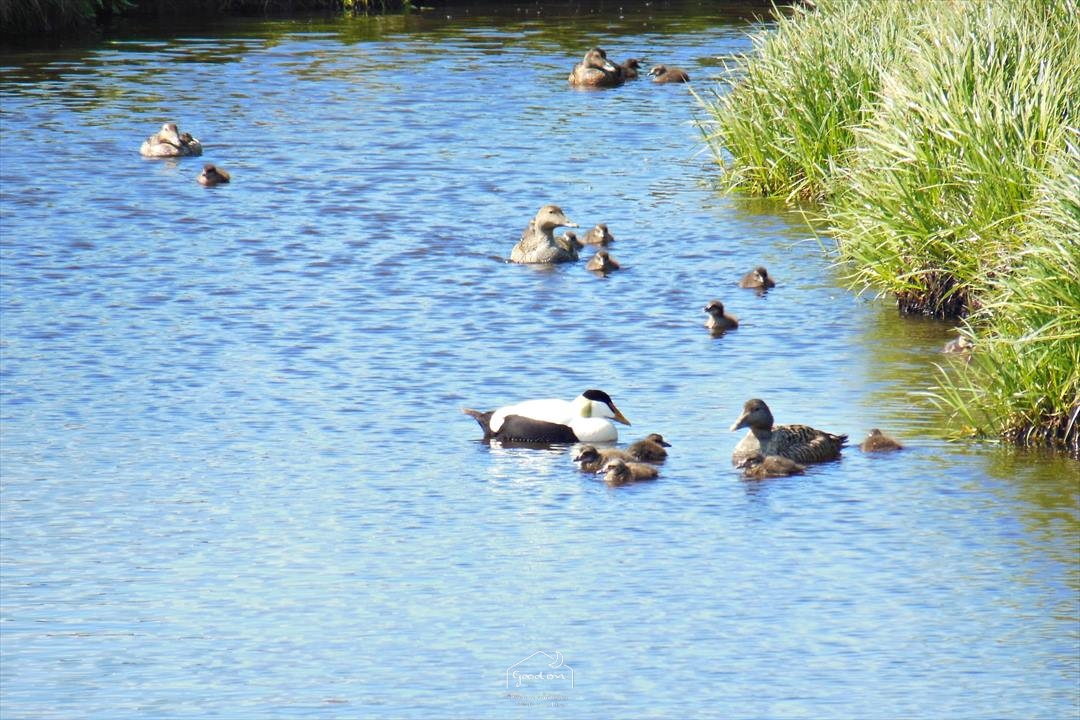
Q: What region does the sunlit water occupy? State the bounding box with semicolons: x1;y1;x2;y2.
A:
2;4;1078;718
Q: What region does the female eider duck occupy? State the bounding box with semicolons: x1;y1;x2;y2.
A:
730;398;846;465
704;300;739;334
739;266;776;291
600;458;659;486
648;64;690;83
628;433;670;462
582;223;615;246
464;389;631;443
568;48;622;88
140;122;203;158
197;164;230;186
511;205;580;264
859;428;903;453
738;453;806;479
573;445;634;473
585;250;621;274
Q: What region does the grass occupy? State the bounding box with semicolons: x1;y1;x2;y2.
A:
696;0;1080;454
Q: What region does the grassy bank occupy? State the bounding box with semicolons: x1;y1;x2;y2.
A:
696;0;1080;454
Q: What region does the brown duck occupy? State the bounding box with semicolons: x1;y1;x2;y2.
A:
568;48;622;88
574;445;634;473
738;453;806;479
704;300;739;333
510;205;580;264
730;399;846;465
600;458;659;485
739;266;776;290
859;428;903;452
628;433;670;462
648;64;690;83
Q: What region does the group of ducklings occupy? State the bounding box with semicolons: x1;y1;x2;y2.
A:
568;47;691;88
139;122;230;187
574;433;671;486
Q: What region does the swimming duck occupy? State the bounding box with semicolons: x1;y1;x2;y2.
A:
649;64;690;83
730;398;846;465
557;231;583;254
704;300;739;333
600;458;659;485
859;428;903;452
582;223;615;246
464;389;631;443
568;48;622;88
739;266;776;290
738;453;806;479
139;122;203;158
617;58;643;80
510;205;580;264
943;335;973;354
197;164;230;186
585;250;621;274
628;433;670;462
573;444;634;473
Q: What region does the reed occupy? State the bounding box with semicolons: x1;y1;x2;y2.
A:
698;0;1080;452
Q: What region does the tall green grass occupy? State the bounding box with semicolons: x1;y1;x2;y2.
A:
697;0;1080;453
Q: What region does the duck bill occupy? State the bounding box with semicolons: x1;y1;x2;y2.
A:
611;408;631;426
730;412;749;432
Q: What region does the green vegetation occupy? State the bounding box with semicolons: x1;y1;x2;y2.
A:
697;0;1080;454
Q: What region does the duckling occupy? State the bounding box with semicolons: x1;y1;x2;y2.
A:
464;389;631;443
140;122;203;158
510;205;580;264
556;230;583;254
739;266;776;290
573;444;634;473
704;300;739;333
943;335;972;354
197;164;231;186
600;458;659;486
730;398;846;465
648;64;690;83
568;48;622;88
738;453;806;479
585;250;621;274
581;223;615;246
628;433;670;462
617;58;642;80
859;428;903;453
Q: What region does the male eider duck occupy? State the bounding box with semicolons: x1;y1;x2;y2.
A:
585;250;621;274
859;428;903;453
573;445;634;473
738;453;806;479
464;389;631;443
510;205;580;264
568;48;622;88
739;266;776;291
197;164;230;186
704;300;739;334
628;433;670;462
582;223;615;246
730;398;846;465
648;64;690;83
600;458;659;486
140;122;203;158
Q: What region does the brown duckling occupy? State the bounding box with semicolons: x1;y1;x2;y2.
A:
730;398;846;466
581;223;615;246
197;164;231;186
617;58;643;80
649;64;690;83
574;444;634;473
859;428;903;453
568;48;622;88
704;300;739;333
739;266;776;290
628;433;670;462
510;205;580;264
943;335;973;354
600;458;659;486
585;250;621;274
738;453;806;479
140;122;203;158
557;231;583;254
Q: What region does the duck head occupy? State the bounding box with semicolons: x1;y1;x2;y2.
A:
575;389;630;425
533;204;578;234
583;47;618;73
730;399;774;432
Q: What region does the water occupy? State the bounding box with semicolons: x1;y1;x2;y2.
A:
2;4;1078;718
